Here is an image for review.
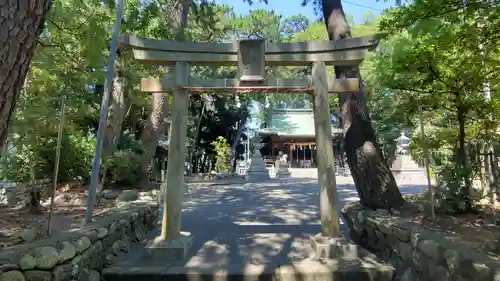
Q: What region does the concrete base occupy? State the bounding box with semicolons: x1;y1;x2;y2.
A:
145;232;193;261
245;171;271;181
276;164;291;178
309;234;359;260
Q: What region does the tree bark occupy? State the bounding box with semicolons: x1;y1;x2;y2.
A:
139;92;170;183
188;101;205;175
138;0;192;184
102;50;129;158
456;102;471;210
0;0;53;149
96;50;130;202
322;0;405;210
230;117;247;173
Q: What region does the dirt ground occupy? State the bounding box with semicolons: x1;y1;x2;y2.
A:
0;183;118;249
398;197;500;254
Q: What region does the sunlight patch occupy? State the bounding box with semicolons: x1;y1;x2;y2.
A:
186;240;230;269
270;208;317;224
238;233;291;265
234;221;272;225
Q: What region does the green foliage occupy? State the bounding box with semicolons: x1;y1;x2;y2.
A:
106;149;143;186
4;132;95;182
360;0;500;211
211;136;231;173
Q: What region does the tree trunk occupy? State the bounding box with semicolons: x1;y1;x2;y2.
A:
479;142;487;196
322;0;405;210
0;0;53;149
139;92;170;184
95;50;130;202
457;104;471;210
188;102;205;175
102;50;129;158
200;151;207;173
138;0;192;184
230;117;246;173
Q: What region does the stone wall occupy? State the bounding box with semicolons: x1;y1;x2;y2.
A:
0;202;158;281
342;202;500;281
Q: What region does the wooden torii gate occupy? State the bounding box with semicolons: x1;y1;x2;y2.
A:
119;35;379;257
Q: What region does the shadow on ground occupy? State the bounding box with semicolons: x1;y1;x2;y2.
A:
113;177;424;274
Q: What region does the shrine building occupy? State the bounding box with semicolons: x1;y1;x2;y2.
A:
257;108;345;168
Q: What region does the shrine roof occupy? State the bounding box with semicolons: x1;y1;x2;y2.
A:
257;109;342;138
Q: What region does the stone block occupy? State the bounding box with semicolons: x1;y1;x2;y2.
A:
392;225;410;242
102;265;168;281
145;232;193;262
309;234;359;260
418;239;442;262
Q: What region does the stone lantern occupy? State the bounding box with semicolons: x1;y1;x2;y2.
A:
396;132;411;155
245;139;271;181
391;132;424;181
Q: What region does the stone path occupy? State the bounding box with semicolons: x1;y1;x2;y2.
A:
107;177;424;279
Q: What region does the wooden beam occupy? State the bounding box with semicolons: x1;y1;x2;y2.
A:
141;76;360;93
132;48;367;66
119;35;380;53
311;61;341;237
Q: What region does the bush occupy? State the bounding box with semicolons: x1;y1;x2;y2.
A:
105;149;142;186
3;132;95;183
434;164;480;213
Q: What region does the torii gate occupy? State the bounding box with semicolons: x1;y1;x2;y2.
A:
119;35;379;259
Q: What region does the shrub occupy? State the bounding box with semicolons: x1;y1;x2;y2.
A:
211;136;230;173
3;132;95;183
106;149;142;186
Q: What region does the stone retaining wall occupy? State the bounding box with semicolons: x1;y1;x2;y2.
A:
0;202;159;281
342;202;500;281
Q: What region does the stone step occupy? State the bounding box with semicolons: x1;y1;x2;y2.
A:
102;260;394;281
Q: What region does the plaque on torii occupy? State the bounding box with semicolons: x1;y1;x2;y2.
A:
237;40;266;83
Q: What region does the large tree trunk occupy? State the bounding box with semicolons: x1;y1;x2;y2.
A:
139;92;170;184
138;0;192;185
0;0;53;149
102;50;130;158
322;0;405;210
96;49;130;202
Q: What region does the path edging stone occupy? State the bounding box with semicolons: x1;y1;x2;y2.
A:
342;202;500;281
